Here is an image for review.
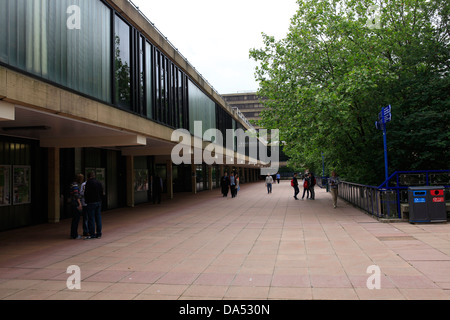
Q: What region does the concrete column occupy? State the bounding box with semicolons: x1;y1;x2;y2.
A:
191;164;197;194
208;166;213;191
126;156;135;207
47;148;60;223
166;160;173;200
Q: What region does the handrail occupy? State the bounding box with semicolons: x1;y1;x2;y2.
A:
339;170;450;219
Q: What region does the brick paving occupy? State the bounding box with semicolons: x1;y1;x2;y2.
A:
0;181;449;300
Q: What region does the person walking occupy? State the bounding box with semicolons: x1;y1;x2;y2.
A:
309;172;316;200
302;175;310;200
276;172;281;184
329;170;341;208
79;175;89;237
265;174;273;194
235;174;240;197
229;172;237;198
69;174;84;239
152;174;162;204
292;173;299;200
220;172;230;197
85;171;104;239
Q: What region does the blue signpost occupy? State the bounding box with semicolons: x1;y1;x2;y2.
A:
375;105;392;182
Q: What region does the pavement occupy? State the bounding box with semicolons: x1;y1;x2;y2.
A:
0;181;449;300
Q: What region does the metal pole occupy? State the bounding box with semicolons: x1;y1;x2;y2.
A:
382;111;389;182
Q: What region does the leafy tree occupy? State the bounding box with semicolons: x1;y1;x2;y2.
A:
250;0;449;185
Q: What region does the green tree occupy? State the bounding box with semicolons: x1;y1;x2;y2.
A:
250;0;449;185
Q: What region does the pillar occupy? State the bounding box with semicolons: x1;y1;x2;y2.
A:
191;164;197;194
47;147;60;223
208;166;213;191
166;159;173;200
126;156;135;207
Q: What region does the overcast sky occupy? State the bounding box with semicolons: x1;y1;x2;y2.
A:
131;0;298;94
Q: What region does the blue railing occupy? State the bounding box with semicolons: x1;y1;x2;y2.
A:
338;170;450;219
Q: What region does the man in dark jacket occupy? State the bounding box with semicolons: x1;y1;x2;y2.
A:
85;171;104;239
292;173;299;200
220;172;230;197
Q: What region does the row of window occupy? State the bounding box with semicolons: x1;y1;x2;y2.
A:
0;0;237;137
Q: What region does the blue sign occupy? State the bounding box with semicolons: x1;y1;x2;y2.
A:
378;105;392;124
376;105;392;182
414;198;426;203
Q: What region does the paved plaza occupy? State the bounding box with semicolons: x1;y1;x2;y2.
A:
0;181;449;300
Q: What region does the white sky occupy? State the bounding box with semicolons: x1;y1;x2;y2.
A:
131;0;298;94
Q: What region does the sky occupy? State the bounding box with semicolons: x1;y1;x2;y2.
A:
131;0;298;94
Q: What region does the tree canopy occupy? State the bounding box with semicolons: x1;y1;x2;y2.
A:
250;0;449;185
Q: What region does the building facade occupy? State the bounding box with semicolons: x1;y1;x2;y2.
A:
223;92;289;173
222;93;265;131
0;0;266;231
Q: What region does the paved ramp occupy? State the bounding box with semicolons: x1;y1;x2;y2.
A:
0;181;449;300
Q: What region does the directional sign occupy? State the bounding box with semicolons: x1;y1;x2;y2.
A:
376;105;392;182
378;105;392;124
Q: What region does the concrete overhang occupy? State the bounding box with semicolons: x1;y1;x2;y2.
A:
0;101;15;121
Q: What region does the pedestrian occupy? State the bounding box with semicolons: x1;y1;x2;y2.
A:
79;175;89;237
230;172;237;198
69;174;84;239
302;175;310;200
152;174;162;204
85;171;104;239
276;172;281;184
235;174;240;197
329;170;340;208
292;172;299;200
265;173;273;194
220;172;230;197
309;172;316;200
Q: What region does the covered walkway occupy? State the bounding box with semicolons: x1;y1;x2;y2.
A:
1;181;449;300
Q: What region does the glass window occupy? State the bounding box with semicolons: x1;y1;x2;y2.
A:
138;36;145;114
0;0;6;62
154;50;161;121
1;0;112;102
145;41;153;119
114;15;131;108
188;80;216;138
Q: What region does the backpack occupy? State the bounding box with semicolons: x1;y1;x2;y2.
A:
303;180;309;188
291;179;294;187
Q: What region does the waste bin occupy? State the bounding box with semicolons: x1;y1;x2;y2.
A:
408;186;446;223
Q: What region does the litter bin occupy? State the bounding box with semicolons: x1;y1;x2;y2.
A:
408;186;446;223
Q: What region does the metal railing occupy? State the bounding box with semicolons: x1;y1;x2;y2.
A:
338;170;450;219
339;182;385;218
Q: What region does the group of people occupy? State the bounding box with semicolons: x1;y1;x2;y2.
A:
291;170;341;208
220;171;240;198
69;171;104;240
295;171;317;200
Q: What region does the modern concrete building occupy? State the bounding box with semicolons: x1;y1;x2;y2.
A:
222;92;265;131
0;0;267;231
223;92;289;173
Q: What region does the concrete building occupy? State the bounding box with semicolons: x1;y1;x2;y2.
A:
223;92;289;174
222;92;265;131
0;0;267;231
